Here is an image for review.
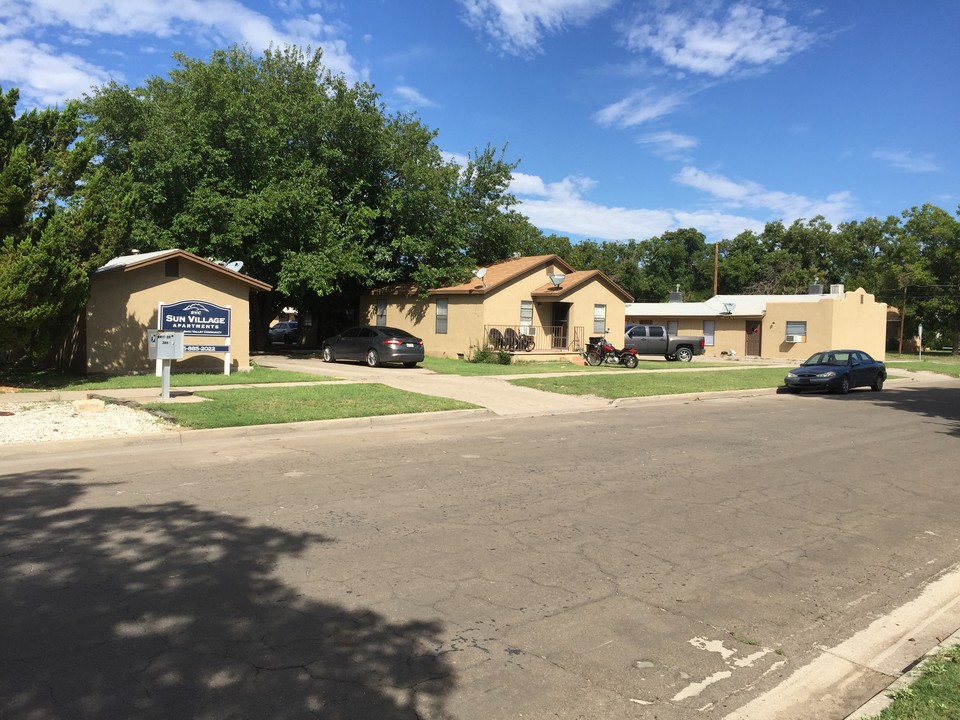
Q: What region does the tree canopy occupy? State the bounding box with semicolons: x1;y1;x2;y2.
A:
2;44;959;363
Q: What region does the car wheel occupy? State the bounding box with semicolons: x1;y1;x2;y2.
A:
871;374;884;391
622;354;638;369
675;347;693;362
366;349;380;367
585;351;602;366
322;346;335;363
834;375;851;394
284;333;294;344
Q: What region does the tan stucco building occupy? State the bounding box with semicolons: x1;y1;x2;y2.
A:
362;255;633;359
86;249;271;374
626;286;887;361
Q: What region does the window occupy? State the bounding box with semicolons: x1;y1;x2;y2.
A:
626;325;645;339
376;300;387;327
785;320;807;336
649;325;665;338
667;320;678;336
436;298;448;334
593;304;606;333
520;300;533;329
703;320;715;346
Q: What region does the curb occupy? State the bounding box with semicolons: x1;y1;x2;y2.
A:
844;629;960;719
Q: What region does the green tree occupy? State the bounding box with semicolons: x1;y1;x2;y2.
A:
83;46;538;342
0;87;106;363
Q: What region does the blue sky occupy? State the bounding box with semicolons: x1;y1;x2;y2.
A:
2;0;957;243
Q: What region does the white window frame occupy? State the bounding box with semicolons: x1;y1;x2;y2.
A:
376;300;387;327
436;298;448;334
785;320;807;337
703;319;715;347
593;304;606;333
520;300;533;329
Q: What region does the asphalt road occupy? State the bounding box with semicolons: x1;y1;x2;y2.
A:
2;374;960;719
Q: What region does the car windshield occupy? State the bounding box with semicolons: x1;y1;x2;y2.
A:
804;352;850;366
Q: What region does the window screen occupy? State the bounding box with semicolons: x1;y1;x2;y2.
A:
436;298;448;334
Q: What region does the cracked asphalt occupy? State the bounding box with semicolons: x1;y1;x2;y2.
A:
2;368;960;719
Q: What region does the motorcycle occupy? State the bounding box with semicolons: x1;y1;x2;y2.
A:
583;336;640;369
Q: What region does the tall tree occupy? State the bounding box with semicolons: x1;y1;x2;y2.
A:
0;87;106;363
83;46;538;341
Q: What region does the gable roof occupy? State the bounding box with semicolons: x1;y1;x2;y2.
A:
96;249;272;291
530;269;633;302
428;255;576;296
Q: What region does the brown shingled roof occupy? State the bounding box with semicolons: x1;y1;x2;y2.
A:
427;255;576;295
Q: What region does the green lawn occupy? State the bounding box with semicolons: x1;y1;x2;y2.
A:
0;364;331;391
862;644;960;719
886;354;960;378
420;356;756;376
510;367;792;399
141;384;478;429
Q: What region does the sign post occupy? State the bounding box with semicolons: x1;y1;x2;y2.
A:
148;330;184;399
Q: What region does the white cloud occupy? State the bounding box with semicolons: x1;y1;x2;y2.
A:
510;171;763;241
1;0;364;107
594;90;684;128
623;3;816;77
394;84;438;108
459;0;616;55
872;149;940;174
673;166;855;223
636;130;698;159
0;37;117;105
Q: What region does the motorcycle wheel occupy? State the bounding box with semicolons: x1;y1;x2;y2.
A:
622;354;638;369
585;351;602;366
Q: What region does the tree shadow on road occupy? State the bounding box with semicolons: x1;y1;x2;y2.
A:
869;383;960;438
0;469;454;719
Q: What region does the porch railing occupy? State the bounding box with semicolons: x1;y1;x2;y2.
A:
483;325;584;352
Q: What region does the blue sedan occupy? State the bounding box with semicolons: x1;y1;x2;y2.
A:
784;349;886;394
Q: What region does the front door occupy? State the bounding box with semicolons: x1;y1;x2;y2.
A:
745;321;761;355
551;303;570;348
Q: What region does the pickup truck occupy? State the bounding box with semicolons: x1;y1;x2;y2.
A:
623;324;705;362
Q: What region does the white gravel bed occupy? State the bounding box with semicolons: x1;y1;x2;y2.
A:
0;401;176;445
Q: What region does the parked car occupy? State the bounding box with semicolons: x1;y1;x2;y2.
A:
783;349;886;394
268;321;299;344
321;326;424;367
623;324;705;362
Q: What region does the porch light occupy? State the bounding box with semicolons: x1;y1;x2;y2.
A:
548;273;565;287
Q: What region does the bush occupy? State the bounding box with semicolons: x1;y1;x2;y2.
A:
468;344;512;365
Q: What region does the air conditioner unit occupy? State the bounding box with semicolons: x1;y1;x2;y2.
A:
520;325;535;336
784;334;804;343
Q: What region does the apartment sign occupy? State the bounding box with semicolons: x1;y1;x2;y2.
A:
160;300;231;337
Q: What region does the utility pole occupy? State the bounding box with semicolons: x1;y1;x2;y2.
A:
898;285;907;354
713;241;719;296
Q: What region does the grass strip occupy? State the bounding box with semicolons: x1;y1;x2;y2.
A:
509;367;791;399
0;364;331;391
863;644;960;719
420;356;758;376
141;384;479;429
